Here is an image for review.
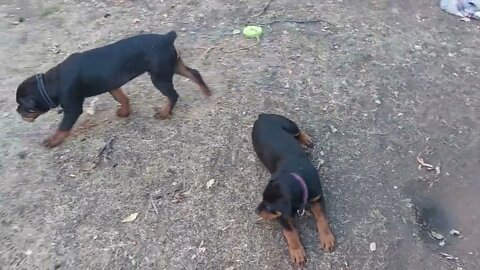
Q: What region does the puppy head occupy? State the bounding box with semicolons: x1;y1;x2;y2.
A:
16;76;50;122
256;178;292;221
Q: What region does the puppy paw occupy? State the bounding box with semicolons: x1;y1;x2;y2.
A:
201;87;211;97
320;232;336;252
116;107;130;118
153;107;170;120
298;131;313;148
288;247;306;267
43;136;64;149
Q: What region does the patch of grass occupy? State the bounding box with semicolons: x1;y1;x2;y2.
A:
41;6;60;17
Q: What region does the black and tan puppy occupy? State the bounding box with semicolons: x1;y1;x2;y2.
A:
16;31;210;148
252;113;335;266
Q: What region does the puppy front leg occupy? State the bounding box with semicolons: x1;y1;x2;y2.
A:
43;110;81;148
281;218;306;267
311;199;335;252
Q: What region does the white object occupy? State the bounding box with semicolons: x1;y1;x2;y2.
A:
369;242;376;251
440;0;480;19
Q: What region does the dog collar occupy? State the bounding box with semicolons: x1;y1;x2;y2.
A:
35;74;57;109
290;172;308;215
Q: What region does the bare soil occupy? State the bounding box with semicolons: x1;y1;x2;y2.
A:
1;0;479;269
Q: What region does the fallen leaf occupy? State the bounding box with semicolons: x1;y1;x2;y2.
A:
439;252;458;260
369;242;376;251
206;179;215;189
121;212;139;223
430;231;444;240
80;161;96;171
417;156;435;170
449;229;461;237
85;97;99;115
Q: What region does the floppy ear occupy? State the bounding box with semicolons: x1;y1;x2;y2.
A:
276;199;292;218
25;98;36;108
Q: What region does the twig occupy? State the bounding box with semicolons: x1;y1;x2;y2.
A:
98;137;115;159
202;37;261;59
221;37;261;53
150;196;159;214
201;45;220;59
252;0;274;17
257;18;336;28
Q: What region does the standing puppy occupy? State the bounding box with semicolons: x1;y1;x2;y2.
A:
252;113;335;267
16;31;210;148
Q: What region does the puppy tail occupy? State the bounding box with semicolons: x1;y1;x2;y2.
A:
165;31;177;44
174;57;211;97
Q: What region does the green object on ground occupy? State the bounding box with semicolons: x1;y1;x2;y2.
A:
242;26;263;39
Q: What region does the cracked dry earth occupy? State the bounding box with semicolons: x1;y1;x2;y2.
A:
1;0;479;269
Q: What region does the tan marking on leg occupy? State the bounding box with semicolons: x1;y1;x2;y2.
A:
297;131;313;148
282;219;306;266
109;88;130;117
43;130;70;148
154;100;173;120
311;200;336;252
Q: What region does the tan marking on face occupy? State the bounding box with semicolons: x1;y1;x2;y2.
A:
22;117;35;123
258;210;281;221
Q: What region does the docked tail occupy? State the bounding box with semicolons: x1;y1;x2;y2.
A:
165;31;177;44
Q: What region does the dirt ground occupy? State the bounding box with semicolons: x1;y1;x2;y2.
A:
1;0;479;269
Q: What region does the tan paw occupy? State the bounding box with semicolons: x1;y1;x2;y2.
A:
298;131;313;148
116;107;130;118
153;107;170;120
320;232;336;252
288;247;306;267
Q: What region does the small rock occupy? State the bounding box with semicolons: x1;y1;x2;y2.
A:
329;125;338;133
18;17;25;22
439;240;445;247
232;29;241;35
369;242;376;251
24;250;32;256
103;13;111;18
206;179;215;189
414;45;422;51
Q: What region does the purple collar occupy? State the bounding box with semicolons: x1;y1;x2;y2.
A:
290;173;308;212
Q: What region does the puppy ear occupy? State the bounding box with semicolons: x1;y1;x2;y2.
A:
21;98;36;111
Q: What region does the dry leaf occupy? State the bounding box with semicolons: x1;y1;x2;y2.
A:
430;231;444;240
417;156;435;170
85;97;99;115
206;179;215;189
439;252;458;260
80;161;96;171
121;212;139;223
449;229;461;237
